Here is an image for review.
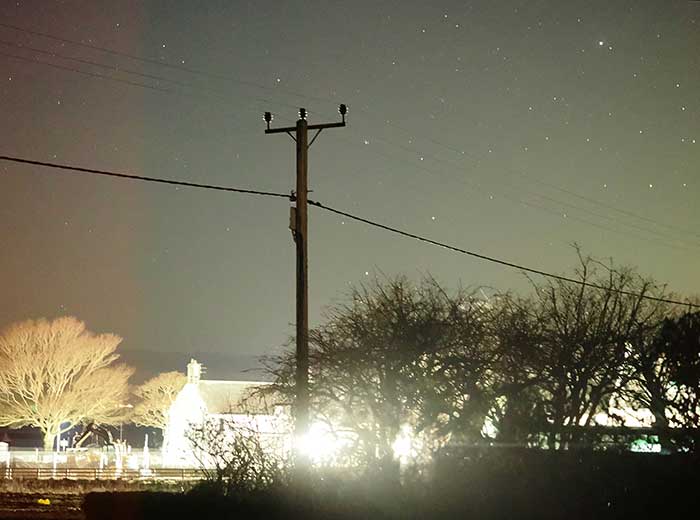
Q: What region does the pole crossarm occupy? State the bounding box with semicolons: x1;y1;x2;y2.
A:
266;121;345;135
307;121;346;130
265;126;297;134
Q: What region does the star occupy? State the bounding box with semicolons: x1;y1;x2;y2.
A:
2;0;699;366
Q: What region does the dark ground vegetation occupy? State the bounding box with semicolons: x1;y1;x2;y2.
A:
79;449;700;520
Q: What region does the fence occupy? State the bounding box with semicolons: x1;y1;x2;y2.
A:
1;466;207;481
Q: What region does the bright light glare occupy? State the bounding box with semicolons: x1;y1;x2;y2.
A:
299;422;350;465
392;424;418;462
299;422;424;467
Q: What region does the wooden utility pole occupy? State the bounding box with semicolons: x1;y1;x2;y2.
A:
264;105;347;447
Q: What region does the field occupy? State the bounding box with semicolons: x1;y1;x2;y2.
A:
0;480;189;520
0;492;82;520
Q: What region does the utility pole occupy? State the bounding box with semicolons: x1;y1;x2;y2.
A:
264;105;347;449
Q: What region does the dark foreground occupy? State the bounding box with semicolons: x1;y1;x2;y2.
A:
4;450;700;519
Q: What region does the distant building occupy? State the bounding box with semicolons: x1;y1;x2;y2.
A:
163;359;289;466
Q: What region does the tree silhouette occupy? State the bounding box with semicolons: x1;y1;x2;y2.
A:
525;252;669;448
266;277;498;471
265;255;690;459
626;311;700;450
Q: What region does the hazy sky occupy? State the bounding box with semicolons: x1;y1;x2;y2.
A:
0;1;698;372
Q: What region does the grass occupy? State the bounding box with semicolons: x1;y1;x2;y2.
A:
0;478;193;495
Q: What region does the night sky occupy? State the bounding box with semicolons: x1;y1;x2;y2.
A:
1;1;698;376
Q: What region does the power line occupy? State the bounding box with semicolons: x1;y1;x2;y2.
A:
0;152;695;308
340;131;700;253
0;22;218;74
0;37;299;113
0;22;317;105
0;45;697;251
4;21;692;248
0;155;290;199
308;200;699;309
0;50;171;92
0;38;191;87
354;106;700;242
353;130;700;250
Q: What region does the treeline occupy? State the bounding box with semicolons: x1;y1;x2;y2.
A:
265;251;700;463
0;316;186;450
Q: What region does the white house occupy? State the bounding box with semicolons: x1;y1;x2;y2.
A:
163;359;289;467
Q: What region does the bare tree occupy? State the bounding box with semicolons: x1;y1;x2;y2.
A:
186;417;288;494
264;260;685;457
265;277;496;472
485;294;548;446
655;311;700;427
526;250;669;448
131;371;186;430
623;311;700;450
0;317;133;449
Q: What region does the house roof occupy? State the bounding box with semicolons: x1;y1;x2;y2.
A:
198;380;273;414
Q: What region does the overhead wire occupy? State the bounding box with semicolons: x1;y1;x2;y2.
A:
343;122;700;248
334;130;700;253
0;37;308;157
0;38;193;88
334;50;700;242
0;153;695;309
0;50;171;92
0;155;291;199
0;38;301;114
0;21;326;107
3;49;695;254
2;56;695;256
3;21;694;247
402;123;700;241
307;200;700;309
